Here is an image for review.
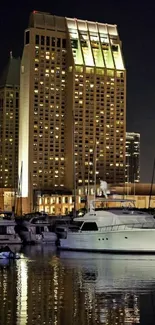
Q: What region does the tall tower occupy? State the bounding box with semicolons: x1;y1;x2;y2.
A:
19;11;126;209
19;12;67;204
0;55;20;189
65;18;126;189
125;132;140;183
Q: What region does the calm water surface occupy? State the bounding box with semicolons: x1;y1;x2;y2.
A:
0;246;155;324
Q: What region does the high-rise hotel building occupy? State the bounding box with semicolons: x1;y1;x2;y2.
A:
19;11;126;205
0;55;20;189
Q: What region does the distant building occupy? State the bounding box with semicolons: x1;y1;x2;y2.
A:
125;132;140;183
0;55;20;189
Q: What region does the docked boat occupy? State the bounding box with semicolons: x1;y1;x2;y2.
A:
0;218;22;245
57;182;155;253
0;251;20;259
17;214;57;244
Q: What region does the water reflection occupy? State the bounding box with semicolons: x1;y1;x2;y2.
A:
17;258;28;325
0;246;155;324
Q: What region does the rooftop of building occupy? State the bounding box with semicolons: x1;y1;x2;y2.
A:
0;54;20;88
29;11;117;34
110;183;155;196
126;132;140;138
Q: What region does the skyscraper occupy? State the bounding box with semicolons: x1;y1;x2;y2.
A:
0;55;20;189
125;132;140;183
19;11;126;208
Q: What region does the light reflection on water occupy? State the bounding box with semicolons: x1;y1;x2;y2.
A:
0;246;155;324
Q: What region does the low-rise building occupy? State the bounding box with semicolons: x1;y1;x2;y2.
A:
1;183;155;215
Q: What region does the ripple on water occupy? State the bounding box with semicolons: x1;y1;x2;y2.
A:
0;247;155;324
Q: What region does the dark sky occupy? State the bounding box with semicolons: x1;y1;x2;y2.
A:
0;1;155;183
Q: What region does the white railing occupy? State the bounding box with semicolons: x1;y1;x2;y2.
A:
98;222;155;232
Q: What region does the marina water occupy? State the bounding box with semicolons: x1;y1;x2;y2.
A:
0;246;155;324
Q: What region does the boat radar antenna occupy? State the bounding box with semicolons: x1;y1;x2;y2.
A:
89;180;109;212
100;180;109;198
89;200;95;212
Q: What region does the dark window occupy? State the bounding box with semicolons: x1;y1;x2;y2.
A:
25;31;30;44
35;35;39;45
81;222;98;231
36;226;44;234
57;38;61;47
16;99;19;108
62;39;66;48
46;36;50;46
41;36;44;46
0;226;7;235
71;39;78;49
111;45;118;52
52;37;55;47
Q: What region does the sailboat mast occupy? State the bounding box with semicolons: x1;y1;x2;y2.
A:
93;140;97;204
72;110;76;217
148;158;155;209
133;173;136;198
20;161;23;216
86;162;90;211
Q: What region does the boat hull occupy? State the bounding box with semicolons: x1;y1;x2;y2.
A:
20;231;57;244
59;228;155;253
0;235;22;245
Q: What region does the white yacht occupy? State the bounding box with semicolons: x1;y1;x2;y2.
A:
57;182;155;253
0;217;22;244
18;214;57;244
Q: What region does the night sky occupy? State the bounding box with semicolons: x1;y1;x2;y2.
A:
0;1;155;183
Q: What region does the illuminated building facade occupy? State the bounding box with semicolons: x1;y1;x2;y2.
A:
19;11;126;208
2;183;155;214
0;55;20;189
66;18;126;189
125;132;140;183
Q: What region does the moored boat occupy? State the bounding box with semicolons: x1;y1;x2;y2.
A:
17;214;57;244
57;182;155;253
0;218;22;245
0;251;20;259
0;245;21;259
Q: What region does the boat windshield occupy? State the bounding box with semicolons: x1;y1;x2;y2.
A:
72;221;83;229
24;213;48;222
